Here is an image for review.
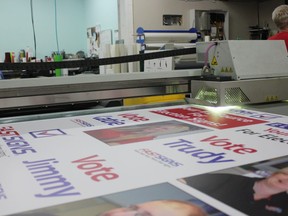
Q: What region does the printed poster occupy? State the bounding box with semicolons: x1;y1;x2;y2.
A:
87;25;101;57
84;120;211;146
179;155;288;216
12;182;233;216
0;104;288;215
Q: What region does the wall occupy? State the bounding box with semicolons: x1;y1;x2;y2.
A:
0;0;118;61
132;0;259;40
128;0;286;43
259;0;285;35
0;0;284;61
0;0;86;60
84;0;118;41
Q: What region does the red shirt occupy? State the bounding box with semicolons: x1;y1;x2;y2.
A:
268;31;288;51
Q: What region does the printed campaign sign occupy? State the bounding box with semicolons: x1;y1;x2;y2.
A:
29;129;67;138
11;182;236;216
83;120;212;146
226;108;284;121
233;122;288;145
0;104;288;215
1;109;168;134
121;129;288;179
151;106;268;129
3;127;287;214
179;155;288;216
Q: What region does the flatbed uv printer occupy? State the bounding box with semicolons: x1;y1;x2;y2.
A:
190;40;288;106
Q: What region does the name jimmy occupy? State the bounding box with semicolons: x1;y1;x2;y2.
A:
23;158;81;198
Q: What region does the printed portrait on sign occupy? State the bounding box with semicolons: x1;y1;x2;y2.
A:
179;155;288;216
16;183;228;216
84;120;211;146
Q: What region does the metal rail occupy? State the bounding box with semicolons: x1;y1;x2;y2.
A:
0;69;201;110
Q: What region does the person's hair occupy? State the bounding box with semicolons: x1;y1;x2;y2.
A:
156;200;207;216
272;5;288;30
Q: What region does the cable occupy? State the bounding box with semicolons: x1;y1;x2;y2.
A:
0;47;197;70
30;0;37;59
201;42;217;75
54;0;60;54
204;42;217;67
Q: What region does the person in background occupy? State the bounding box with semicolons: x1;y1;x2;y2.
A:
268;5;288;50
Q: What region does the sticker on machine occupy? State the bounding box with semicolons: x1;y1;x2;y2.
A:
151;106;267;129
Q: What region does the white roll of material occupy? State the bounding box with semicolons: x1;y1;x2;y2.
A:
144;32;198;43
204;35;211;42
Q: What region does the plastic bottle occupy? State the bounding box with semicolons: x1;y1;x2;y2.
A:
25;46;33;62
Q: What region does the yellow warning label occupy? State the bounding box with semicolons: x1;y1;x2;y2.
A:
220;67;234;73
211;56;218;66
266;95;279;102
